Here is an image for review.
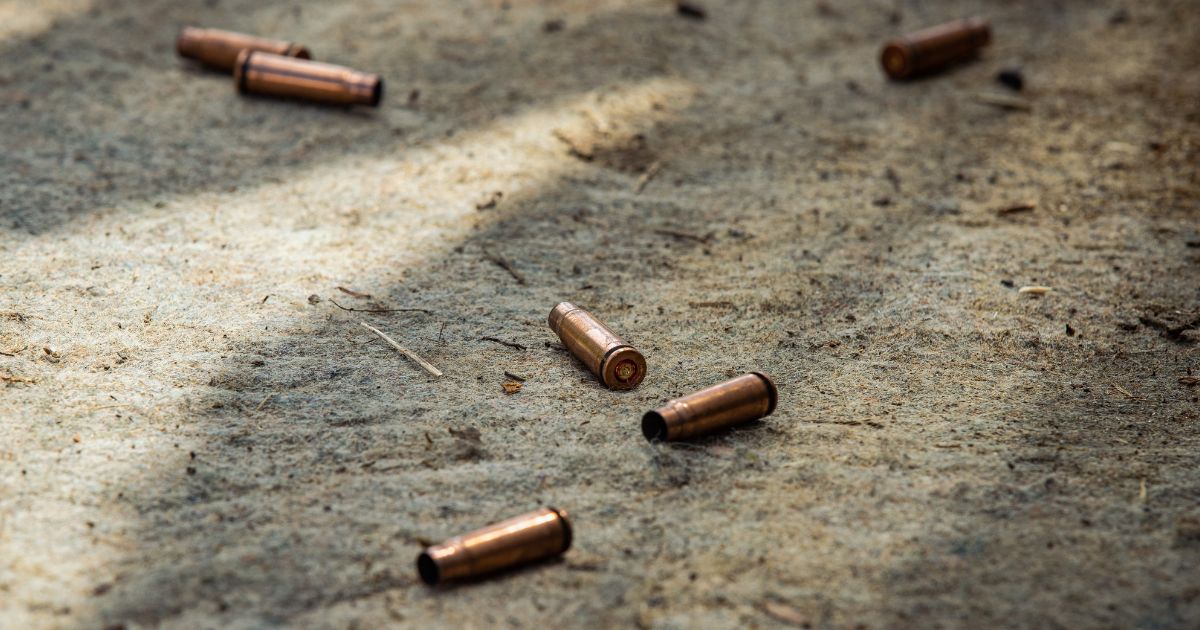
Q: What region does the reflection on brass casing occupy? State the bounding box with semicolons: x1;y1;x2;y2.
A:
176;26;310;71
417;507;572;585
234;51;382;107
548;302;646;390
880;17;991;80
643;372;777;441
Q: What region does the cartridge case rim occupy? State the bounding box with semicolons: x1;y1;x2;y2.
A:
599;345;647;390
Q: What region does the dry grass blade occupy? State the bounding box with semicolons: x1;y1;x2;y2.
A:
359;322;443;377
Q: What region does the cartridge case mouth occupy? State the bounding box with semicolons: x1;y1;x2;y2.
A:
643;372;778;441
416;551;440;585
417;507;572;586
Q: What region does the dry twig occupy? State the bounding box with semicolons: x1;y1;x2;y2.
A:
481;246;526;284
331;298;431;314
359;322;443;377
480;336;526;351
997;200;1037;215
634;160;663;194
337;286;372;299
654;228;711;244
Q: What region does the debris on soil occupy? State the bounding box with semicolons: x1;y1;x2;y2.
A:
761;600;809;626
654;228;711;244
475;191;503;210
307;294;322;304
554;123;658;174
542;19;565;33
480;336;526;351
1178;515;1200;544
1111;383;1139;400
553;128;595;161
1;311;28;323
1180;376;1200;386
1;373;37;386
330;299;432;314
688;301;736;309
504;371;526;382
448;427;481;443
1018;286;1052;296
633;160;663;194
1065;324;1076;337
1138;309;1200;341
336;286;372;299
502;381;523;394
358;321;443;377
482;245;527;285
974;91;1032;111
997;200;1037;215
996;67;1025;91
675;2;707;20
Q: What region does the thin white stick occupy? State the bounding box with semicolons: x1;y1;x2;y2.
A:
359;321;443;377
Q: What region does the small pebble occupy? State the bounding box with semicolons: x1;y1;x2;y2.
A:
996;67;1024;91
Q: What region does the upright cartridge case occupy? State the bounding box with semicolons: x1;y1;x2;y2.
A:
176;26;310;71
643;372;777;441
234;51;383;107
417;507;572;585
880;17;991;80
548;302;646;390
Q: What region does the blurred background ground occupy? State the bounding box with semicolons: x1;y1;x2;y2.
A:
1;0;1198;628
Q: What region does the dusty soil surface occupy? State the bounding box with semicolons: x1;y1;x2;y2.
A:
2;0;1198;628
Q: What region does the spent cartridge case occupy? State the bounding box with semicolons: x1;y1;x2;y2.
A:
176;26;310;71
234;51;382;107
880;17;991;80
417;507;572;585
548;302;646;390
643;372;777;441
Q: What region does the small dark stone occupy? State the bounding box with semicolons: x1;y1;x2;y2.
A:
1109;8;1131;25
1065;324;1075;337
542;19;565;33
676;1;706;20
996;67;1024;91
1000;279;1014;288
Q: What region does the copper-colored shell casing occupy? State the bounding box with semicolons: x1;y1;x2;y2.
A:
417;507;572;585
643;372;777;441
549;302;646;390
880;17;991;80
176;26;310;71
234;51;382;107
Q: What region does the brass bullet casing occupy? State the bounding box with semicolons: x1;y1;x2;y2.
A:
234;51;383;107
176;26;310;72
417;507;572;585
643;372;777;441
548;302;646;390
880;17;992;80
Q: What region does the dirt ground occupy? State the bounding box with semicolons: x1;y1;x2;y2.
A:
1;0;1198;627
